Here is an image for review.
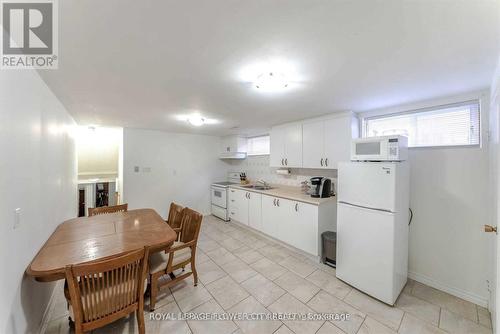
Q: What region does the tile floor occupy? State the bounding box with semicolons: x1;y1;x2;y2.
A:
43;215;492;334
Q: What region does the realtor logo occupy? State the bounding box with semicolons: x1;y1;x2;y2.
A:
1;0;58;69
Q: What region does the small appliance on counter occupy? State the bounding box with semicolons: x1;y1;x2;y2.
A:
309;177;333;198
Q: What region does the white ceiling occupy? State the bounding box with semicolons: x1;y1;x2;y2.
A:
39;0;500;136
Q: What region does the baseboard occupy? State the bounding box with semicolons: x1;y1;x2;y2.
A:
408;271;488;308
37;283;58;334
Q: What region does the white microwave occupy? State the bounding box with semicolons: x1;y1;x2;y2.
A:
351;135;408;161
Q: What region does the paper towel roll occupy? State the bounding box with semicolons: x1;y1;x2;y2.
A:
276;169;291;175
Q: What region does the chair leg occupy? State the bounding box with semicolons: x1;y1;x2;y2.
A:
137;309;145;334
191;259;198;286
150;274;157;311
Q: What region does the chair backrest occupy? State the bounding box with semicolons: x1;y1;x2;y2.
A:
166;202;184;229
88;203;128;216
65;247;149;331
179;208;203;244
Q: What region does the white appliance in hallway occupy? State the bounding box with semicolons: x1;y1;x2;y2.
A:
336;135;410;305
211;172;243;221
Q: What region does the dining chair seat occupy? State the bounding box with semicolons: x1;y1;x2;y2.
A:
148;241;191;273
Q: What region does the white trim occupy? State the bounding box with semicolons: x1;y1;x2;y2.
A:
409;270;488;308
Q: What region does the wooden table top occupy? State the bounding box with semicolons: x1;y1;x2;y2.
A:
27;209;176;282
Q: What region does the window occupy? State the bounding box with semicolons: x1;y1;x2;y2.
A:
247;135;270;155
364;101;480;148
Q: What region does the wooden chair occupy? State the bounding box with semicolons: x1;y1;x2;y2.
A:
88;203;128;216
165;202;184;240
148;208;203;310
64;247;150;334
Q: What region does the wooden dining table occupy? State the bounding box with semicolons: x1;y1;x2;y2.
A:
26;208;177;282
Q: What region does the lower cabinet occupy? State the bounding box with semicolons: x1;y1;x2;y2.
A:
262;195;318;255
230;188;336;257
229;188;261;228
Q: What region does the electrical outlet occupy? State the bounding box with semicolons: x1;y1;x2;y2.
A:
134;166;139;172
14;208;21;229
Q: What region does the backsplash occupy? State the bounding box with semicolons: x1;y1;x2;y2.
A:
225;155;337;190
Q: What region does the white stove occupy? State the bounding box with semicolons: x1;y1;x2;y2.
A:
211;172;242;221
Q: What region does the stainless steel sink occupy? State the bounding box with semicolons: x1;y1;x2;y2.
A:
240;184;275;190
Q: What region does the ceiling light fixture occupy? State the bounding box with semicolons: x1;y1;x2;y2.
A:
187;115;205;127
254;72;288;90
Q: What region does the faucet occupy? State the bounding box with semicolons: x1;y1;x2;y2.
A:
257;179;270;188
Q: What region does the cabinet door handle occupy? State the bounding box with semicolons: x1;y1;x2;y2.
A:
231;199;235;202
277;199;280;207
273;198;276;206
325;158;328;167
295;203;298;212
285;158;288;166
247;193;250;199
281;158;284;165
320;158;324;166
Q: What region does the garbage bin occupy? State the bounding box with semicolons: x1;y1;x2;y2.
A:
321;231;336;267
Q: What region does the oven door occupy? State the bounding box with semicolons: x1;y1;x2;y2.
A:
211;186;227;208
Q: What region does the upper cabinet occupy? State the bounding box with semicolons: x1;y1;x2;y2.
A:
271;112;359;169
270;123;302;167
220;135;247;159
303;113;359;169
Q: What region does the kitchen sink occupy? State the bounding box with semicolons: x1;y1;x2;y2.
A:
240;184;275;190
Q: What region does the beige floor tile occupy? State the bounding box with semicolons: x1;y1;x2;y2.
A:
170;280;212;312
197;239;221;253
187;299;238;334
228;296;282;334
206;276;250;309
305;269;351;299
250;258;288;281
247;238;269;250
343;289;403;330
268;294;324;334
205;230;229;242
195;249;211;264
395;293;440;326
241;273;286;307
220;237;245;251
439;309;492;334
316;321;345;334
273;324;295;334
156;301;192;334
206;247;238;266
226;230;250;242
259;245;291;263
93;312;159;334
357;316;396;334
274;271;320;303
307;290;365;334
411;281;478;322
399;313;447;334
478;305;492;329
234;248;264;264
278;257;316;278
402;279;415;295
220;259;259;283
195;259;227;285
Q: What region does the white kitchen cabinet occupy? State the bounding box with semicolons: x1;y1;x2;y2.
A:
248;191;262;231
261;195;280;238
229;188;262;228
270;123;302;168
302;112;359;169
228;188;248;225
220;135;247;158
290;201;318;255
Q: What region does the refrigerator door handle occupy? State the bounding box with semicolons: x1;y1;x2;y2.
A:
338;201;395;214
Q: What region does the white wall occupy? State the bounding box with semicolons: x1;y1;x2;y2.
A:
76;126;121;179
360;90;491;306
0;71;77;333
122;128;227;217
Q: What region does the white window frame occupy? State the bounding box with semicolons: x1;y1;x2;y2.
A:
362;100;481;149
246;135;270;156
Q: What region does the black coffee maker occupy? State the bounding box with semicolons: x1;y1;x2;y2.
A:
310;177;332;198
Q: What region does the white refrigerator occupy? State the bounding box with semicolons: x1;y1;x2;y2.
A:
336;161;410;305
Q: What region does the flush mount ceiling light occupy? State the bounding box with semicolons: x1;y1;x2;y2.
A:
254;72;289;90
175;113;219;127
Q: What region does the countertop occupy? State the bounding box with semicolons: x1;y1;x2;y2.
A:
229;184;336;206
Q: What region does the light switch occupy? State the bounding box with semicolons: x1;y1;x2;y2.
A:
14;208;21;229
134;166;139;172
